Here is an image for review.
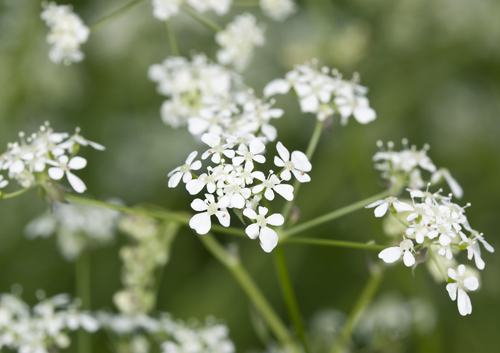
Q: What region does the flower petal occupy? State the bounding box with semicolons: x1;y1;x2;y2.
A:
191;199;208;212
66;171;87;193
266;213;284;226
457;288;472;316
374;203;389;217
245;223;260;239
259;227;279;253
446;283;457;301
403;251;415;267
48;167;64;180
378;247;402;263
189;212;211;235
68;156;87;170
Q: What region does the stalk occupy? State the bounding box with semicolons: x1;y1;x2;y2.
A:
90;0;147;32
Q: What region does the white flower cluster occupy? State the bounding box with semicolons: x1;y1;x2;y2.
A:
97;312;235;353
149;54;283;140
0;122;104;195
368;188;494;315
260;0;297;21
40;2;90;65
152;0;232;21
25;200;120;261
264;59;376;124
216;13;266;72
0;292;98;353
168;134;311;252
373;140;463;198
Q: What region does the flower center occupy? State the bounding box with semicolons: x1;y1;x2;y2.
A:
244;152;254;160
256;215;267;227
180;164;190;173
207;203;218;216
285;161;294;171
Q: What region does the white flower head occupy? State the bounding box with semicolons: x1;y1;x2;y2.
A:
189;194;230;234
260;0;297;21
47;155;87;193
252;172;294;201
152;0;182;20
274;141;311;182
201;133;235;164
168;151;202;188
446;265;479;316
243;206;284;252
378;238;416;267
365;197;414;218
232;138;266;170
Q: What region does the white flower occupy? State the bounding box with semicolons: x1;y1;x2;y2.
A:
260;0;297;21
189;194;230;234
274;142;311;182
232;139;266;170
168;151;202;188
187;0;232;15
186;166;221;195
41;2;90;65
47;155;87;193
152;0;182;20
334;94;376;125
462;231;494;270
446;265;479;316
219;175;251;209
216;13;265;72
365;197;414;218
243;207;284;252
378;239;416;267
431;168;463;199
201;133;235;164
252;173;294;201
0;175;8;188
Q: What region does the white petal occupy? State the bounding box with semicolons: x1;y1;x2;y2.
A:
182;172;192;183
274;184;294;201
374;203;389;217
253;155;266;164
245;223;260;239
253;184;265;194
378;247;402;263
216;211;230;227
87;140;106;151
249;139;265;155
264;188;275;201
263;79;291;96
365;199;385;208
458;264;466;277
292;170;311;183
464;276;479;291
252;171;265;181
448;268;457;280
218;196;230;209
201;133;221;147
168;172;183;188
186;179;205;195
48;167;64;180
299;95;319;113
291;151;311;172
191;199;208;212
280;169;291;181
66;172;87;193
266;213;284;226
446;283;457;301
444;172;463;199
189;213;212;235
353;106;376;124
457;289;472;316
259;227;279;253
393;201;414;213
68;156;87;170
185;151;198;165
243;208;258;220
276;142;290;162
403;251;415;267
258;206;269;216
232;156;245;166
231;193;245;209
439;234;452;246
274;156;286;168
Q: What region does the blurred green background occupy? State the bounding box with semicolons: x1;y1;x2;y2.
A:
1;0;499;352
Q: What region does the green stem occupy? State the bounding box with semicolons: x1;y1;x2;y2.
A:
163;21;181;56
390;211;410;228
182;5;223;32
65;194;247;237
283;237;387;251
0;186;34;199
90;0;147;32
283;189;392;239
428;245;448;282
233;0;260;6
281;120;324;223
76;251;92;353
331;268;384;353
274;246;310;353
198;233;301;353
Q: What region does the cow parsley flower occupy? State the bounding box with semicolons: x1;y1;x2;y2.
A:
243;206;284;252
168;151;202;188
216;13;265;72
232;138;266;170
252;173;294;201
152;0;182;20
187;0;232;15
201;133;236;164
189;194;230;234
446;265;479;316
274;141;312;182
260;0;297;21
378;238;416;267
47;155;88;193
365;197;414;218
41;2;90;65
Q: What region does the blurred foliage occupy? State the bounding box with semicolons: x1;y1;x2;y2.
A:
1;0;499;352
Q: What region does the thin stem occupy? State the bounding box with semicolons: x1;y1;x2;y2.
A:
283;237;387;251
153;222;181;304
390;211;410;228
274;246;310;353
65;194;247;237
283;189;392;239
76;251;92;353
281;120;324;223
90;0;147;32
182;5;223;32
428;245;448;282
198;233;301;353
163;21;180;56
331;268;384;353
0;186;35;199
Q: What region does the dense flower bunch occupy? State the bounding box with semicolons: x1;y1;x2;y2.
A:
41;2;90;65
97;312;235;353
24;200;120;261
264;60;376;124
368;187;493;316
0;293;98;353
260;0;297;21
152;0;233;20
149;54;283;140
373;140;463;197
169;133;311;252
0;122;104;195
216;13;266;72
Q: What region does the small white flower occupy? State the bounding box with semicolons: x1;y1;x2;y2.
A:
243;206;284;252
378;238;416;267
461;231;494;270
0;175;8;188
334;93;376;125
152;0;182;20
232;139;266;170
365;197;414;218
47;155;87;193
189;194;230;234
219;175;251;209
274;142;311;182
186;166;221;195
260;0;297;21
252;173;294;201
168;151;202;188
187;0;232;15
446;265;479;316
201;133;235;164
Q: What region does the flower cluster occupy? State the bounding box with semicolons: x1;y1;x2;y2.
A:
149;54;283;141
152;0;232;21
368;188;494;315
0;122;104;195
373;140;463;197
169;133;311;252
114;214;179;314
0;292;98;353
25;199;121;261
264;60;376;124
40;2;90;65
260;0;297;21
216;13;266;72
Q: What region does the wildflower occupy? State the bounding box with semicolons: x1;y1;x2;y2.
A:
189;194;230;234
274;142;311;182
252;173;294;201
461;230;495;270
260;0;297;21
446;265;479;316
232;139;266;170
168;151;202;188
201;133;235;164
152;0;182;20
187;0;232;15
365;197;414;218
378;238;416;267
243;206;284;252
47;155;87;193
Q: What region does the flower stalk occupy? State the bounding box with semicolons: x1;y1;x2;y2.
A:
90;0;147;32
182;5;223;32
